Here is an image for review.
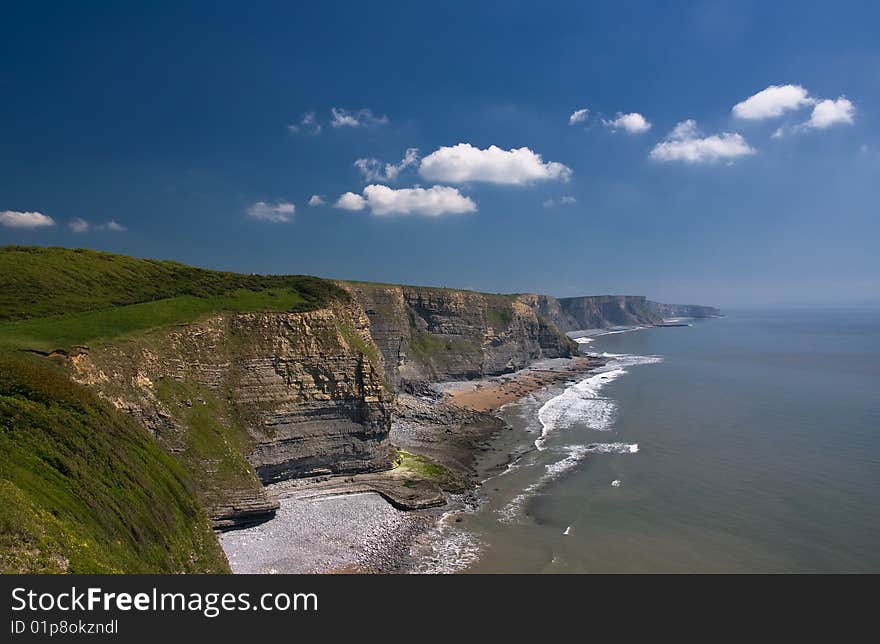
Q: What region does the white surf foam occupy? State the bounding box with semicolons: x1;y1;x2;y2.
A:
498;442;639;522
411;502;482;574
535;353;661;450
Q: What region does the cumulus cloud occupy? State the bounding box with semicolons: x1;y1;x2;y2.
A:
732;84;814;120
102;219;126;232
354;148;420;182
569;108;589;125
602;112;651;134
307;195;325;207
366;185;476;216
246;201;294;223
67;217;127;232
773;96;857;137
418;143;572;185
335;185;476;216
68;217;90;233
669;119;699;140
806;97;855;129
330;107;389;128
334;192;367;211
733;85;856;136
650;119;755;163
0;210;55;229
288;111;322;135
543;196;577;208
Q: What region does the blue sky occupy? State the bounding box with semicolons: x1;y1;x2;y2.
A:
1;1;878;307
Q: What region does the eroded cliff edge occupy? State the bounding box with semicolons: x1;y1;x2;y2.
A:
62;283;719;530
58;283;592;529
344;284;578;389
527;294;722;332
3;247;720;542
66;301;392;529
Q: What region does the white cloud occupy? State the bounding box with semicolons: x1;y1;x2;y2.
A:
334;192;367;211
543;196;577;208
66;217;127;232
418;143;572;185
805;97;855;129
0;210;55;229
602;112;651;134
335;185;477;216
669;119;699;140
68;217;90;233
307;195;325;207
354;148;420;182
365;185;476;216
246;201;294;223
733;85;855;134
732;84;814;120
102;219;126;232
330;107;389;128
288;111;322;135
569;108;589;125
650;119;755;163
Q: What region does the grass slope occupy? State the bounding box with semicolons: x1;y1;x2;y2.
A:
0;354;229;573
0;246;349;350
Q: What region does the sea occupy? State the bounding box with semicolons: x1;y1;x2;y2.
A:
417;307;880;573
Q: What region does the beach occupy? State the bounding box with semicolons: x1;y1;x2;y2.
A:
218;355;605;573
219;488;435;574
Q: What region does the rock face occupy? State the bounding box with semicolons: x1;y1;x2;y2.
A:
67;302;392;528
62;280;718;529
645;301;722;319
343;284;577;389
523;294;722;332
528;294;659;331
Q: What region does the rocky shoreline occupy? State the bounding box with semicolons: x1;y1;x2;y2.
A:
219;355;604;573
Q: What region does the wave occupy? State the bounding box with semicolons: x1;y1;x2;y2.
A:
411;524;481;574
535;353;661;449
411;499;482;574
498;442;639;522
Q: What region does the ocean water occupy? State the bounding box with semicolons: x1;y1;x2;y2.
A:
442;308;880;573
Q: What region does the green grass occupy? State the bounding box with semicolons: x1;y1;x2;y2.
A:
485;305;514;329
0;246;348;322
393;450;467;494
0;354;228;573
0;246;349;350
0;288;309;351
335;320;380;365
409;327;481;361
153;378;262;513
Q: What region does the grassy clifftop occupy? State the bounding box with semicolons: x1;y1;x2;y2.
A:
0;354;229;573
0;246;349;350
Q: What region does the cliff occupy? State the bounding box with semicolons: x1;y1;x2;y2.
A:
645;301;722;320
0;246;720;572
66;300;392;528
524;294;721;332
0;354;228;573
343;283;577;389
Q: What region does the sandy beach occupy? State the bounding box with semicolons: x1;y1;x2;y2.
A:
444;356;602;412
